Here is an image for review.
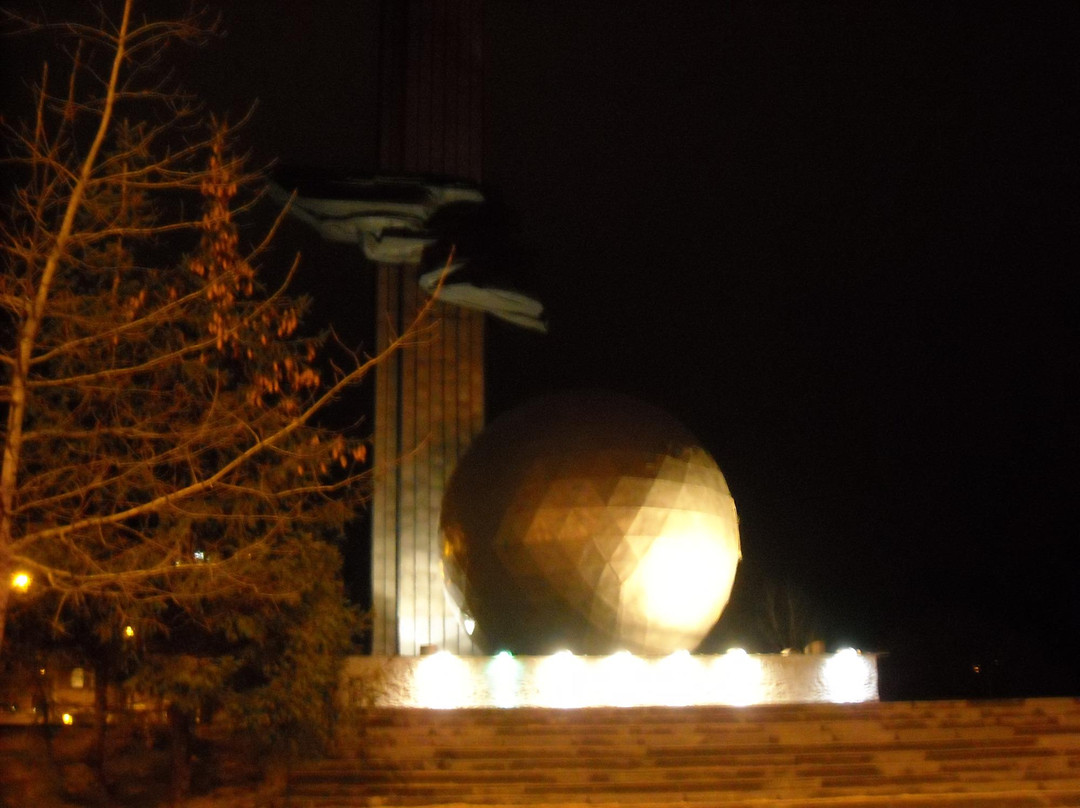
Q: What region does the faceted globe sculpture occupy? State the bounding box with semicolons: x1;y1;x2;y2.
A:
441;390;741;655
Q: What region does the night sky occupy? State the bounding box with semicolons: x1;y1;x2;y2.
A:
6;1;1077;698
477;2;1078;698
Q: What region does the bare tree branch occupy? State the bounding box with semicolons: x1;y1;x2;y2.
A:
0;0;428;663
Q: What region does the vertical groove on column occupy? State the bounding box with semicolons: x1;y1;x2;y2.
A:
429;0;445;174
414;287;431;649
398;266;417;656
443;3;460;175
439;307;460;650
371;269;389;654
467;0;483;182
404;5;421;175
471;311;485;440
372;265;402;654
428;308;445;644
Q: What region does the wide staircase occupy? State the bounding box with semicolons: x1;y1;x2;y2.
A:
285;698;1080;807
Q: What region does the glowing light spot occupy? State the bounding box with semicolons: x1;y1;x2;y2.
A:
655;649;705;706
825;648;874;703
486;651;521;708
11;572;30;592
124;625;135;638
713;648;763;705
596;651;650;706
61;713;74;726
537;650;587;707
415;651;469;709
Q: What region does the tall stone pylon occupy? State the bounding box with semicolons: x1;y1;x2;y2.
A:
369;0;486;655
277;0;543;655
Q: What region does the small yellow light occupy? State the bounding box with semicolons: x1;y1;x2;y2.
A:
11;572;30;592
61;713;73;726
124;625;135;638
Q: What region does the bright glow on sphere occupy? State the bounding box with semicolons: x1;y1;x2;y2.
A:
441;391;741;655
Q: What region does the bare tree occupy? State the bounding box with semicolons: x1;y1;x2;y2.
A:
0;0;433;658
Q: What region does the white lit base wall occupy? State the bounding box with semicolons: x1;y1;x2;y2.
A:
341;649;878;709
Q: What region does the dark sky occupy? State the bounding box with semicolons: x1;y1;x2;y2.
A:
6;0;1076;697
477;3;1078;697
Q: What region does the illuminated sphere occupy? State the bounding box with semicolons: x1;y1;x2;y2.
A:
441;391;741;655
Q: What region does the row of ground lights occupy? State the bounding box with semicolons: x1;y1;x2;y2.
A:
414;647;875;709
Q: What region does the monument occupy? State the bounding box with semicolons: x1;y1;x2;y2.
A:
287;0;878;708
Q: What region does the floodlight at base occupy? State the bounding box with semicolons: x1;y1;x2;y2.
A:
342;650;878;709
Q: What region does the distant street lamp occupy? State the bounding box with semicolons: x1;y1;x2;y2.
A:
10;571;31;593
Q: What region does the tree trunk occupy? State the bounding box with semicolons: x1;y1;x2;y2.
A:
0;578;8;660
90;656;110;782
167;703;194;806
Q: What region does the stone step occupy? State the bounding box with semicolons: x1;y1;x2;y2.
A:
353;704;1080;739
355;699;1080;727
288;775;1080;806
293;762;883;785
321;750;1080;780
291;699;1080;807
340;737;1068;764
355;731;1074;753
305;751;878;772
359;710;1080;729
280;792;1080;808
314;756;1080;785
289;763;1080;795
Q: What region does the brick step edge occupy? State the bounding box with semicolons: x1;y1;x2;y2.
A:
274;786;1080;808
